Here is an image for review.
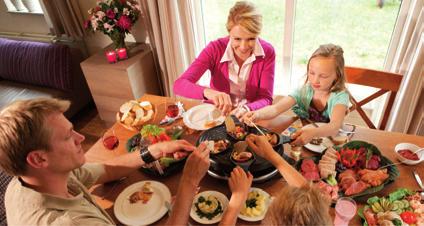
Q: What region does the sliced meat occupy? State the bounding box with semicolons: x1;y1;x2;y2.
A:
301;159;318;172
302;171;320;181
345;181;369;195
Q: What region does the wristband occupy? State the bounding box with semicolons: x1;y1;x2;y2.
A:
140;146;156;164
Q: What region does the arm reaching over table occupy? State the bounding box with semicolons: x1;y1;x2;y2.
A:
96;140;196;184
219;167;253;226
166;143;211;225
246;134;306;187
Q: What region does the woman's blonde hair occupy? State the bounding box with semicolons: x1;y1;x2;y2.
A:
306;43;347;92
226;1;262;35
264;183;332;225
0;98;70;176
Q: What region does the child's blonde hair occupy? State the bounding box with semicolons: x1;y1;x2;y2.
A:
226;1;262;35
264;183;332;225
306;43;347;92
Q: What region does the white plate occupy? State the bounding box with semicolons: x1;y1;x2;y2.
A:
302;123;331;154
183;104;225;130
238;188;272;222
190;190;229;224
114;181;171;226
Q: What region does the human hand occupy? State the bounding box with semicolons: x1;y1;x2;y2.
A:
230;106;248;120
245;134;275;161
228;167;253;204
203;88;232;115
290;128;316;146
181;143;210;187
241;111;260;125
149;140;196;160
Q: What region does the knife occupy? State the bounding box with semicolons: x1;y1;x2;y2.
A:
413;170;424;190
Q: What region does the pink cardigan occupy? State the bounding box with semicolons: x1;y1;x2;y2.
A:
173;37;275;110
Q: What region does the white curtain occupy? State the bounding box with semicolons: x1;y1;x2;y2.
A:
139;0;199;96
385;0;424;133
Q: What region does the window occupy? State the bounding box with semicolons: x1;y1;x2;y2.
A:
198;0;401;126
4;0;43;14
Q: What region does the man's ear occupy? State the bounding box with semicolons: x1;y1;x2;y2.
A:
26;150;48;169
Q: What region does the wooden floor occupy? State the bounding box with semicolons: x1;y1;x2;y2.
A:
71;103;108;152
73;103;370;151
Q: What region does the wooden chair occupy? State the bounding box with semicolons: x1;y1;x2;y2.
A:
345;66;403;130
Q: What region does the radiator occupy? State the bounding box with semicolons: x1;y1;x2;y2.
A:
0;31;55;43
0;31;88;57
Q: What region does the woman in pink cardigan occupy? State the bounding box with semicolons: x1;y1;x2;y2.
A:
173;1;275;116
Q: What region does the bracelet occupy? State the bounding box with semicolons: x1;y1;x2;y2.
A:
139;146;156;164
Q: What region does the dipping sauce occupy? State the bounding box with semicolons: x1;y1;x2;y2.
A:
398;149;419;161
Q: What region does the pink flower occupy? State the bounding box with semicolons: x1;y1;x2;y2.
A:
120;0;126;4
84;20;90;29
106;9;115;19
117;15;132;30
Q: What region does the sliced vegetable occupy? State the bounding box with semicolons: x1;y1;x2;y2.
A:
400;211;417;224
388;188;414;202
325;174;337;186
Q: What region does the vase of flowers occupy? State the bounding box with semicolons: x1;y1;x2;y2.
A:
84;0;141;50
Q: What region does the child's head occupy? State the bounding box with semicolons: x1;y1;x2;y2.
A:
306;43;346;93
264;183;332;225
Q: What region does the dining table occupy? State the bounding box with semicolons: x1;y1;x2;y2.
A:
85;94;424;226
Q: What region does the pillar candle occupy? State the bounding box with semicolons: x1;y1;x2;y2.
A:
117;48;128;60
105;50;117;63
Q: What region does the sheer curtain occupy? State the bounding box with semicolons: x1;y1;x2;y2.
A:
139;0;199;96
385;0;424;134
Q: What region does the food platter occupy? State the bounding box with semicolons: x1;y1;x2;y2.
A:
117;100;156;131
296;140;399;200
126;125;187;177
358;188;424;225
197;116;294;182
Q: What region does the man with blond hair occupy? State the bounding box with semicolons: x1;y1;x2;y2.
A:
0;98;211;225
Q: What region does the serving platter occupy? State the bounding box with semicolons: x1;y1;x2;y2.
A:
296;140;399;200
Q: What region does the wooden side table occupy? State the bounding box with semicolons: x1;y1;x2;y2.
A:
81;43;161;125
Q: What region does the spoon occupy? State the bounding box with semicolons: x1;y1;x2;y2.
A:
412;171;424;200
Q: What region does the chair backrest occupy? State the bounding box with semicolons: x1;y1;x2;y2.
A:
344;66;403;130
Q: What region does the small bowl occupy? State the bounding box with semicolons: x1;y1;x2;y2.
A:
394;143;424;165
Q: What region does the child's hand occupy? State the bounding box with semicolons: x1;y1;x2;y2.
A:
246;134;275;161
241;111;260;125
228;167;253;203
290;128;316;146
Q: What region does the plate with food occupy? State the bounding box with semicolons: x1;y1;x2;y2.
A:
117;100;155;131
190;190;229;224
183;104;225;131
296;140;399;201
114;181;171;226
301;123;332;153
126;124;187;177
238;188;272;222
358;188;424;226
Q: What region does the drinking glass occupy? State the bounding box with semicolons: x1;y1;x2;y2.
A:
334;197;357;226
102;126;119;151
